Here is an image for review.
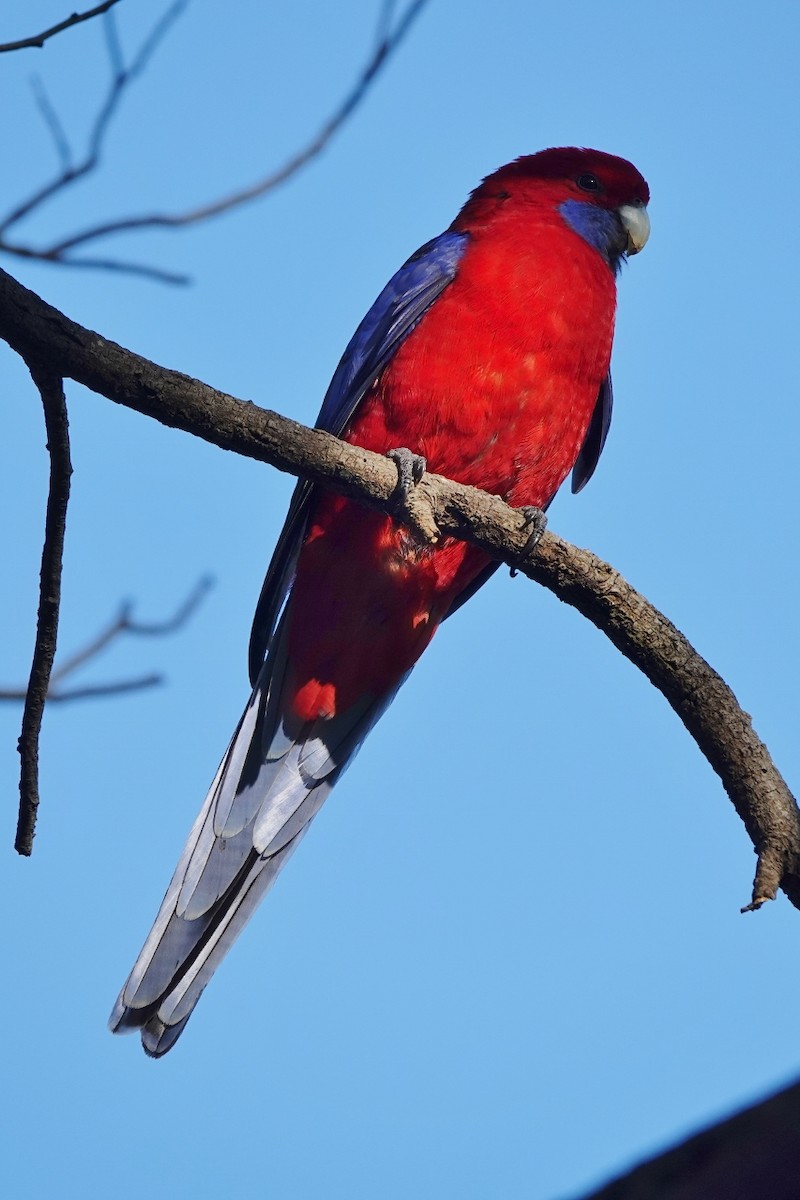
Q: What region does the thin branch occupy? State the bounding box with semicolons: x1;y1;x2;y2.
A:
123;574;213;635
0;676;163;703
7;575;211;853
2;265;798;896
15;367;72;857
55;0;427;239
374;0;399;46
0;1;430;277
3;244;191;285
0;1;188;237
37;255;190;285
0;577;213;699
36;676;163;701
0;1;122;53
102;1;125;77
47;617;129;682
521;534;800;912
51;574;213;679
31;77;73;172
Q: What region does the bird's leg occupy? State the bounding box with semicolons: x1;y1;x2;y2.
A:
386;447;439;545
387;447;427;498
510;505;548;577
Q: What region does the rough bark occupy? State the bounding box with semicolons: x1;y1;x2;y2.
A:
2;264;799;903
14;367;71;854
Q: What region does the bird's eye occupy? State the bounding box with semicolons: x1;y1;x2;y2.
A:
576;173;601;193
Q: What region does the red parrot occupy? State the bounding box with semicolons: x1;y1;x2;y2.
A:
111;147;650;1055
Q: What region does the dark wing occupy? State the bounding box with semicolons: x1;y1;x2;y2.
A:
571;373;613;494
247;230;470;684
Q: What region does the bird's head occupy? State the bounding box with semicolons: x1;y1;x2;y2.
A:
455;147;650;269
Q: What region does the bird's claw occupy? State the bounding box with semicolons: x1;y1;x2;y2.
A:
510;505;547;577
385;447;438;545
387;447;427;498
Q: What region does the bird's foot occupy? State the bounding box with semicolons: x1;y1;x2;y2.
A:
386;447;439;545
510;505;548;577
387;447;427;498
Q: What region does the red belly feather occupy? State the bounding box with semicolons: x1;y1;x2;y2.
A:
288;212;617;721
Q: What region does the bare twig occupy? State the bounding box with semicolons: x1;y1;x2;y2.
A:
52;574;212;682
0;577;213;702
1;675;162;703
15;368;72;856
0;0;122;53
119;574;213;636
31;77;73;172
2;264;798;896
0;1;188;238
374;0;399;46
2;245;190;285
0;1;430;279
7;575;212;854
36;676;163;701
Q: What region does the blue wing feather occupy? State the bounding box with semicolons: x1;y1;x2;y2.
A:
571;373;613;494
247;230;469;684
315;231;469;433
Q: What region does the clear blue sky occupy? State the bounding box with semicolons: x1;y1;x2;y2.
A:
2;2;799;1197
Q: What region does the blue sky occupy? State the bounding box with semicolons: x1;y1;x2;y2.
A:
2;2;799;1197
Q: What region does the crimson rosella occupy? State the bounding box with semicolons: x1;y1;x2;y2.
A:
110;147;650;1055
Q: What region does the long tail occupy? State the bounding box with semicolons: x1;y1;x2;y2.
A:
109;616;391;1056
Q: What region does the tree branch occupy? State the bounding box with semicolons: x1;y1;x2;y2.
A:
0;576;213;704
15;367;72;857
0;1;122;53
5;577;212;852
0;1;188;241
576;1076;800;1199
0;1;430;279
1;263;798;905
31;76;72;173
4;243;190;285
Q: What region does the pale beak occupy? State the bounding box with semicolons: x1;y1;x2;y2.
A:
618;202;650;255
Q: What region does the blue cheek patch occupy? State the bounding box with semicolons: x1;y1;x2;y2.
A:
559;200;624;269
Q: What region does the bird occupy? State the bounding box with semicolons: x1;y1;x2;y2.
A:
110;147;650;1056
